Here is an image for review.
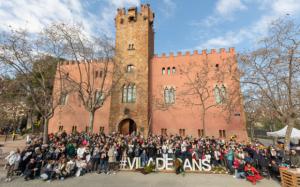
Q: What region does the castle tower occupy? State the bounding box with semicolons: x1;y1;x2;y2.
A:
109;4;154;136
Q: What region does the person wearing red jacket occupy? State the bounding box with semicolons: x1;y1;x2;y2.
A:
244;162;263;185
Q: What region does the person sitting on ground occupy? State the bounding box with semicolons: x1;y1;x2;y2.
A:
55;157;67;180
66;157;76;177
268;159;280;181
40;160;56;182
75;156;87;177
24;158;38;181
244;162;263;185
233;157;245;179
174;157;183;175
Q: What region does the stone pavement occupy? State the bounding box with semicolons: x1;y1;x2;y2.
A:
0;171;280;187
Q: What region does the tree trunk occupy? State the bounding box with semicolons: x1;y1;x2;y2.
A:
250;122;254;140
148;114;152;136
271;123;276;145
284;118;295;151
89;110;95;133
201;110;206;136
42;117;49;144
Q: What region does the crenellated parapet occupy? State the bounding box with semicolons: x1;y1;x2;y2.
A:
115;4;154;26
153;48;235;58
59;58;113;66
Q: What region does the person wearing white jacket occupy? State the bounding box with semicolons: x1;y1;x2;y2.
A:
5;149;21;182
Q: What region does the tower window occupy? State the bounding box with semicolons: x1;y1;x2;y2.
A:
162;67;165;75
128;44;135;50
167;67;171;75
129;16;135;22
127;64;134;73
122;84;136;103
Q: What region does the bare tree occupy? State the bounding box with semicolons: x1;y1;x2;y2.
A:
179;56;240;136
44;24;120;133
240;18;300;150
0;29;62;143
0;76;27;128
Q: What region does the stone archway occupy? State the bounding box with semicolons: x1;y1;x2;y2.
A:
119;118;136;135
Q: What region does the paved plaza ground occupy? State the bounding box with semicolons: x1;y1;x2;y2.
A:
0;171;280;187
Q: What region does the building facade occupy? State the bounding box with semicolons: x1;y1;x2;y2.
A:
48;4;248;140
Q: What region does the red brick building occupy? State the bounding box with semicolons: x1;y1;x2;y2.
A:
48;4;248;140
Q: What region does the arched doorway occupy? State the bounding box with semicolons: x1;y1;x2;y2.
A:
119;118;136;135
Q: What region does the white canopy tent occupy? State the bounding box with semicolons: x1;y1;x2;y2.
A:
267;126;300;139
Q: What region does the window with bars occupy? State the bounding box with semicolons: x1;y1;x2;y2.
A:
122;84;136;103
58;125;63;131
95;70;103;78
219;130;226;138
179;129;185;137
72;126;77;133
161;128;167;135
99;126;104;133
198;129;204;137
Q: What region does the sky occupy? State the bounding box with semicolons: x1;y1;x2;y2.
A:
0;0;299;55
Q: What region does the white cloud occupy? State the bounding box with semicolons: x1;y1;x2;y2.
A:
193;0;248;28
272;0;300;15
159;0;176;18
216;0;247;17
0;0;86;33
196;0;300;50
197;30;251;49
109;0;140;8
0;0;141;37
98;0;140;36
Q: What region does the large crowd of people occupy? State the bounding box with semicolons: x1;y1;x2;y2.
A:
4;131;300;185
